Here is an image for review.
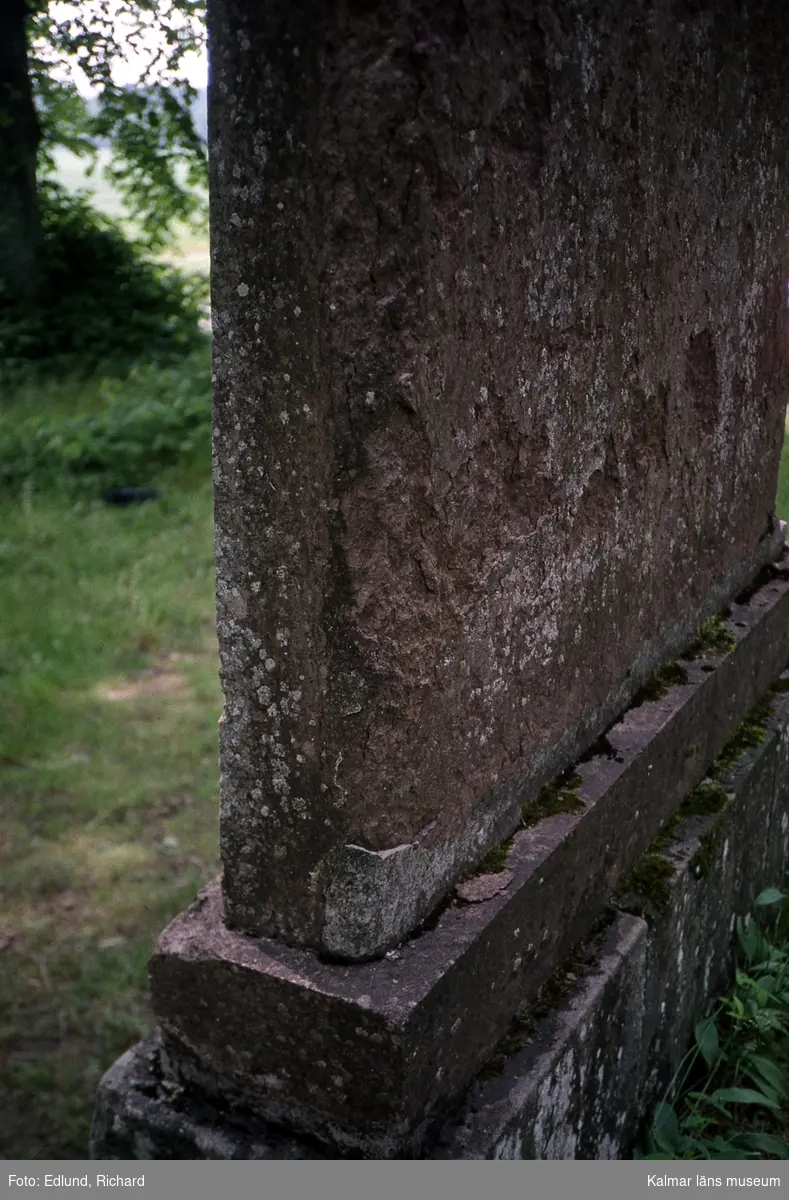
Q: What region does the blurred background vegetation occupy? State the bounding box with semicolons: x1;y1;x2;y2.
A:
0;0;218;1158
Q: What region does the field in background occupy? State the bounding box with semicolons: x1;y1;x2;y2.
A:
0;153;214;1153
51;147;210;274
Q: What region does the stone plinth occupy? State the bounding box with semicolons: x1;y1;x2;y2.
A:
93;689;789;1159
145;560;789;1156
210;0;789;959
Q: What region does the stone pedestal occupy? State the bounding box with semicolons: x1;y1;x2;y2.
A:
94;684;789;1158
93;0;789;1160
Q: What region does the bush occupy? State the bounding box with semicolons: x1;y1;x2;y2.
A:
0;349;212;495
0;183;208;380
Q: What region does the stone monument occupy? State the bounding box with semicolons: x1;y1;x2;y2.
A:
92;0;789;1159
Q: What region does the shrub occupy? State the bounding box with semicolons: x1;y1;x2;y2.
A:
0;183;208;381
0;349;212;495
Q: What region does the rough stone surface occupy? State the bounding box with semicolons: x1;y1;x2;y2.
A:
91;1037;330;1160
436;690;789;1159
143;565;789;1156
210;0;789;959
435;914;650;1160
92;693;789;1159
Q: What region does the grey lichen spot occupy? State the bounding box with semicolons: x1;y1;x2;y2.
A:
322;842;417;959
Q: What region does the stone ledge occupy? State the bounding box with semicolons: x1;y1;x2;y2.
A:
90;1034;329;1160
93;694;789;1158
144;551;789;1155
435;693;789;1158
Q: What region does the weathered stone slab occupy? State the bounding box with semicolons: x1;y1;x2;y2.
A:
435;691;789;1160
434;914;650;1160
93;691;789;1159
147;558;789;1156
91;1036;328;1160
636;691;789;1113
210;0;789;958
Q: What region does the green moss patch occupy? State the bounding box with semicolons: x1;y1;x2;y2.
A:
618;853;676;916
475;837;515;875
632;662;689;706
709;700;774;778
520;771;584;829
690;827;725;879
681;616;737;661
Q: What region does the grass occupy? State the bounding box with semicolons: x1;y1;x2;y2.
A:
0;368;220;1158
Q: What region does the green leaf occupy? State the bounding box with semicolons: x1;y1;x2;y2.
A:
709;1086;780;1111
652;1101;680;1144
732;1132;789;1158
755;887;785;907
743;1054;789;1100
688;1090;732;1119
694;1017;720;1068
737;916;762;965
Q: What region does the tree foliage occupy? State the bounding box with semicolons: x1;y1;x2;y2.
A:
28;0;207;248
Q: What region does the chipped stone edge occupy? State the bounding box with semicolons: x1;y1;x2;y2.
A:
140;542;789;1155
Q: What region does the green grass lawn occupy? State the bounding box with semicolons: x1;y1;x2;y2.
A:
0;366;220;1158
0;146;215;1157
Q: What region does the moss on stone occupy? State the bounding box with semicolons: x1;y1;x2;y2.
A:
632;661;689;706
690;826;724;878
618;852;676;915
617;773;730;914
656;777;730;851
681;615;737;660
520;771;584;829
709;699;774;778
475;837;514;875
682;777;729;816
476;911;615;1080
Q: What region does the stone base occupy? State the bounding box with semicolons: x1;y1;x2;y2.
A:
93;687;789;1158
132;553;789;1155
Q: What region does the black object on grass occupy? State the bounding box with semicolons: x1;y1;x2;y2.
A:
103;487;161;506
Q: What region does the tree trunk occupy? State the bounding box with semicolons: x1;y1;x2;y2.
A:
0;0;41;301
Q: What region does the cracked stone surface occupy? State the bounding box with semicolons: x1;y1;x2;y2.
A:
209;0;789;956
